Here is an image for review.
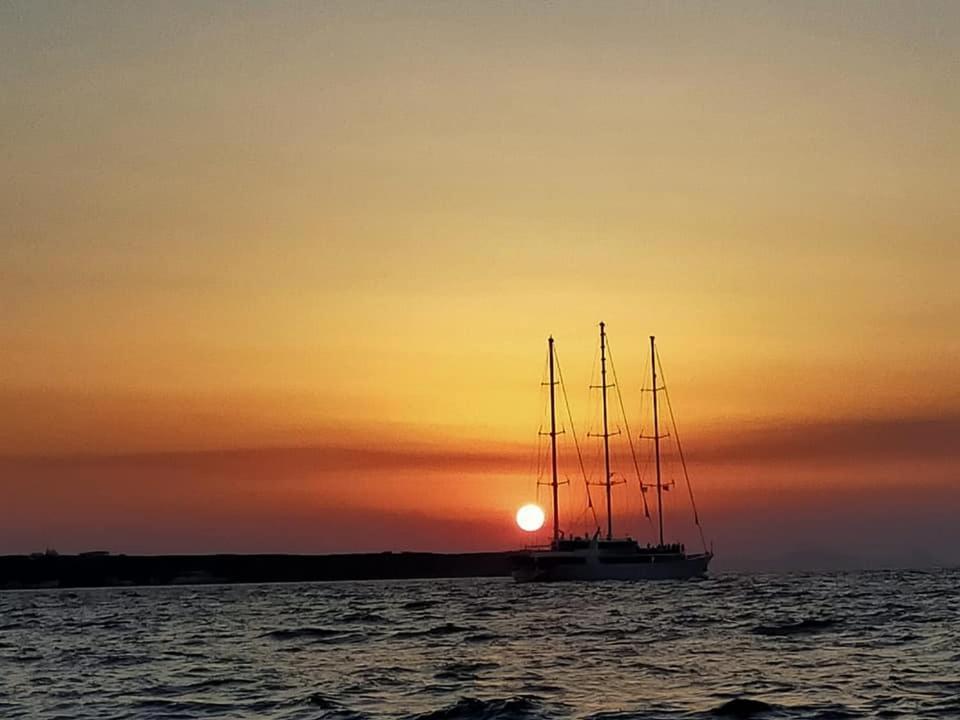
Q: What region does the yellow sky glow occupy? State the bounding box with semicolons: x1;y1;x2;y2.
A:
1;2;958;561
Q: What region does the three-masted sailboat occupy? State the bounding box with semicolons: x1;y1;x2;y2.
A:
512;323;713;582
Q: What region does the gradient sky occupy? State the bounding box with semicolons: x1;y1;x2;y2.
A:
2;2;958;569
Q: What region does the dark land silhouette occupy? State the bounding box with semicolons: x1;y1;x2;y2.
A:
0;551;515;590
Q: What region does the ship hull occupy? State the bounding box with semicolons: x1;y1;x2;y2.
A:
512;549;712;583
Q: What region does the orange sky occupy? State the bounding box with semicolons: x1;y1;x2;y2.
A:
2;3;959;568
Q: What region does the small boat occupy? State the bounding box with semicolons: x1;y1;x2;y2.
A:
512;323;713;582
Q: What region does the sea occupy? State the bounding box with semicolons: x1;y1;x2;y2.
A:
1;569;958;719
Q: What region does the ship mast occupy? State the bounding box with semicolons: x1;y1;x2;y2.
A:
651;335;664;546
548;336;560;545
600;322;613;540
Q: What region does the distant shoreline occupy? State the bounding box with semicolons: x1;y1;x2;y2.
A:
0;551;515;591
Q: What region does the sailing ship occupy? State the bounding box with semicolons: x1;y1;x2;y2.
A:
512;323;713;582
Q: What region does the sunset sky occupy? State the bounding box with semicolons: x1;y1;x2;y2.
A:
2;2;958;569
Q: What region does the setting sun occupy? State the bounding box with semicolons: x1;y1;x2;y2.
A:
516;504;546;533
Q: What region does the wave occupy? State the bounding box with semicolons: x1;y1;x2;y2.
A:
79;618;126;630
341;611;388;623
394;623;476;638
626;660;683;676
521;683;565;694
752;618;838;637
305;692;367;719
588;697;858;720
8;653;43;663
98;653;153;668
409;696;551;720
134;698;236;712
464;631;504;643
262;627;368;643
710;698;777;717
402;599;441;611
465;604;511;616
584;711;674;720
142;677;250;696
434;661;500;681
710;698;866;719
567;625;632;637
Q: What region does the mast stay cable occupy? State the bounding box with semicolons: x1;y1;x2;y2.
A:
655;345;708;553
554;346;601;533
605;338;652;521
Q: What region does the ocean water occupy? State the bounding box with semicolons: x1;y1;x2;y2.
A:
1;570;958;719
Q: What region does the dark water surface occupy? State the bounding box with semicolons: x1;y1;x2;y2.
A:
2;570;958;719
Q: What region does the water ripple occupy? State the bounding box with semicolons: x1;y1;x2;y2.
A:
1;569;958;718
